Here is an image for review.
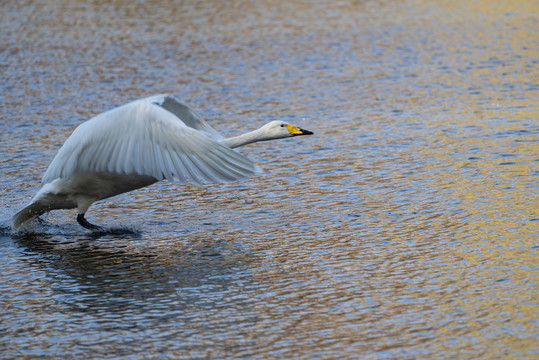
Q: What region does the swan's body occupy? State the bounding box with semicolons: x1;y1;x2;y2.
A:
13;94;312;230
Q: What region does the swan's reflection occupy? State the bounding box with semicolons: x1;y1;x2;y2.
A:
13;231;256;318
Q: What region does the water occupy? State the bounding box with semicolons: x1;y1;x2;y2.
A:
1;0;538;358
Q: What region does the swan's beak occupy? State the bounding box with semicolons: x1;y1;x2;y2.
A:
287;124;314;137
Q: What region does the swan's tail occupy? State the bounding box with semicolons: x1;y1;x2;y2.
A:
13;202;49;229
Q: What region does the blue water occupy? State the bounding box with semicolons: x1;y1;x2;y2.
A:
1;0;537;358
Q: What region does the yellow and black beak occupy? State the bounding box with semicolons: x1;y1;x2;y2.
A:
286;124;314;137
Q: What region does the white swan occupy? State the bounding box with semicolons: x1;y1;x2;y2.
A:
13;94;313;230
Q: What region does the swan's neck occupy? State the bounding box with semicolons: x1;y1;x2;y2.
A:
220;128;266;149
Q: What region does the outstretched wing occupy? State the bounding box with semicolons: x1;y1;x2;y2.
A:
42;96;259;185
148;94;223;141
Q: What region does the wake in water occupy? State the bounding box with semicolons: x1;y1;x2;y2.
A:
0;210;142;239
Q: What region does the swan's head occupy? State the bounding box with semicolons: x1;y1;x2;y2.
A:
260;120;314;140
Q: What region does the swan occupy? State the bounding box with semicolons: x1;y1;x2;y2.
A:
13;94;313;230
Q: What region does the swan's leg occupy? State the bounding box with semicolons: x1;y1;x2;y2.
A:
77;213;103;231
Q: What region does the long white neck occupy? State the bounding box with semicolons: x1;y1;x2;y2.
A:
220;128;266;149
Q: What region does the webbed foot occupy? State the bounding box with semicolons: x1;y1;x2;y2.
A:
77;213;104;231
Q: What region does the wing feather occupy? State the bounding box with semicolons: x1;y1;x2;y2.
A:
149;94;223;141
167;150;188;183
42;96;258;185
205;150;247;180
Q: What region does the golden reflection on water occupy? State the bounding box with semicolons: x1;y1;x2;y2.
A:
1;0;538;358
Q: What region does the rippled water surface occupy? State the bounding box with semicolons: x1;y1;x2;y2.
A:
1;0;538;358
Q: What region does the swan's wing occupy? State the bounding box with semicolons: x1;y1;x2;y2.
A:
147;94;223;141
42;98;260;185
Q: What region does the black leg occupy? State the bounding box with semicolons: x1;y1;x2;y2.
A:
77;213;103;231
